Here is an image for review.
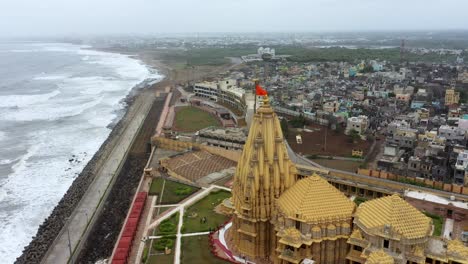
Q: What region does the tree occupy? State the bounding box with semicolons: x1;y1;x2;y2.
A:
348;129;360;143
289;114;307;128
360;65;374;73
280;118;290;138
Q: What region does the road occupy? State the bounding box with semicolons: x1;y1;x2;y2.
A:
41;91;156;264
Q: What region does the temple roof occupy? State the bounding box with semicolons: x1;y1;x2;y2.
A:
447;239;468;262
365;250;394;264
355;194;431;240
232;97;297;220
277;175;355;222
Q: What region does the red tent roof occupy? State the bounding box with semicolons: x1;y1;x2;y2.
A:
117;237;132;249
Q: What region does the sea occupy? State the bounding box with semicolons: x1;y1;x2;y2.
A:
0;42;162;263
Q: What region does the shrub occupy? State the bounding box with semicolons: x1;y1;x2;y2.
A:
153;238;175;251
174;186;193;196
159;221;176;233
424;211;444;236
354;197;368;206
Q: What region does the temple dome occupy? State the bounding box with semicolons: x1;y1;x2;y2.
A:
277;174;355;223
366;250;394;264
355;194;432;240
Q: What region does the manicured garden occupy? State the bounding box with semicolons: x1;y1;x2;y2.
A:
182;190;231;233
154;212;179;236
142;237;176;264
149;178;199;204
181;236;229;264
174;106;221;132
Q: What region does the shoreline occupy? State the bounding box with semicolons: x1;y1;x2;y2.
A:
15;47;171;264
16;42;235;263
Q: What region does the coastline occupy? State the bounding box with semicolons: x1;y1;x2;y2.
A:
16;43;236;263
15;47;170;264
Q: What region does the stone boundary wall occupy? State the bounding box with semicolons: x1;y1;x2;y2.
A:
357;168;468;195
151;137;241;163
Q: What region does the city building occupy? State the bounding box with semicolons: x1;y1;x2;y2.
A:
323;101;341;113
346;116;369;136
193;79;249;113
439;125;465;142
445;89;461;106
454;150;468;185
197;127;247;150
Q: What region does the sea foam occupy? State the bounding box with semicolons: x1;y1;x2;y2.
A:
0;42;163;263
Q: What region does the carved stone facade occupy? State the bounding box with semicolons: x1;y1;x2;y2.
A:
228;97;468;264
229;98;355;264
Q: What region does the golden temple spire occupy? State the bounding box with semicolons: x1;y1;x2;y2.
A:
231;98;297;258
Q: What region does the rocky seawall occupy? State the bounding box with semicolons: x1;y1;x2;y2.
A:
14;86;154;264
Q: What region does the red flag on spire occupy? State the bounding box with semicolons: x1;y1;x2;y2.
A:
256;84;268;96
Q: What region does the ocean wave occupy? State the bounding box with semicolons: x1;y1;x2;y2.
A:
8;49;41;53
0;124;109;263
0;96;104;121
0;159;15;165
0;42;162;263
33;75;68;81
0;90;61;108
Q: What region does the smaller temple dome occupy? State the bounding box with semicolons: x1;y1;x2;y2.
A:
355;194;431;240
277;174;355;223
366;250;394;264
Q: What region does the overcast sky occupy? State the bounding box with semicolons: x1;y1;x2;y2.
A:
1;0;467;37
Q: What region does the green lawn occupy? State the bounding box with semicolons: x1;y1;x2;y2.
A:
149;178;199;204
424;211;444;237
181;236;229;264
147;237;176;264
143;238;175;264
174;106;221;132
147;252;174;264
154;212;179;236
182;190;231;233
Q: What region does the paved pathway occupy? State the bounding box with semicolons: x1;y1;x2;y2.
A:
137;185;231;264
42;93;155;264
443;218;454;239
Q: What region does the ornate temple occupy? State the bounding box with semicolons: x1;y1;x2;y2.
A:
228;97;468;264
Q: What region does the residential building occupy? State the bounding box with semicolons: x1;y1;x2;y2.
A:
445;89;460;106
194;79;248;113
346;115;369;136
439;125;465;142
454;150;468;185
323;101;341;113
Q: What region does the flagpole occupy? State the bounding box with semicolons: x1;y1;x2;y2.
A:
254;79;258;114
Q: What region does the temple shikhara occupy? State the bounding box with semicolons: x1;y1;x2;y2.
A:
227;96;468;264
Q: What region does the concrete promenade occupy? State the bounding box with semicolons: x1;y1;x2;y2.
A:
42;92;156;264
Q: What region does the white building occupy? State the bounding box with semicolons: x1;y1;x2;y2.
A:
345;115;369;135
438;125;466;142
193;79;248;113
257;47;275;57
454;150;468;185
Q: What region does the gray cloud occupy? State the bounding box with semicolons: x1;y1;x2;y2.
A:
0;0;467;37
